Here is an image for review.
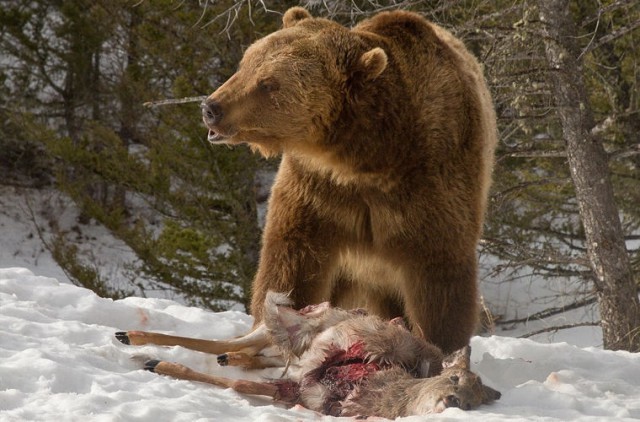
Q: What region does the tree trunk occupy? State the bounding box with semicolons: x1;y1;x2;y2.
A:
537;0;640;351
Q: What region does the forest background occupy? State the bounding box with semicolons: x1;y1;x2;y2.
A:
1;0;638;351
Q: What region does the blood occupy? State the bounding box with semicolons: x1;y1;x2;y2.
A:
301;341;387;416
273;380;300;404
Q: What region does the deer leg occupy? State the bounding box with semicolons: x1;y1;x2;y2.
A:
217;350;286;369
115;323;271;355
144;360;299;403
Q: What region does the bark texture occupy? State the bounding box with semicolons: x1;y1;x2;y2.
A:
538;0;640;351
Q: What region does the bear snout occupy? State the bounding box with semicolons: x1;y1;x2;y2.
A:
201;100;224;127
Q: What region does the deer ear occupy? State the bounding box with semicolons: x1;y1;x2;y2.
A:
443;345;471;370
354;47;388;81
283;7;312;28
482;384;502;404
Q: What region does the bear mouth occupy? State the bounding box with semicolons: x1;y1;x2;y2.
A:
207;129;227;143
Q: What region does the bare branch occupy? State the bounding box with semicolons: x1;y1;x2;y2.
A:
459;2;525;31
610;143;640;160
480;236;591;280
489;177;570;200
519;321;601;338
503;149;566;158
499;295;598;326
581;0;638;27
583;20;640;55
499;144;640;160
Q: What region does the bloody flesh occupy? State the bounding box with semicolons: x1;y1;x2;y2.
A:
300;341;388;416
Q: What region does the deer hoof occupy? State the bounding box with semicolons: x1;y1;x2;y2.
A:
115;332;130;345
144;359;161;372
217;354;229;366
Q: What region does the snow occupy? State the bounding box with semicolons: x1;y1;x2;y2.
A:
0;185;636;420
0;185;206;304
0;185;140;295
2;267;640;421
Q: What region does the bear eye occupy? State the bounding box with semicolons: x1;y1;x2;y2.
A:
258;77;280;93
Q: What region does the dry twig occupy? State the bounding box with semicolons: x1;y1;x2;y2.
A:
143;96;207;108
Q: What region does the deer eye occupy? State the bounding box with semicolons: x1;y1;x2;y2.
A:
449;375;459;384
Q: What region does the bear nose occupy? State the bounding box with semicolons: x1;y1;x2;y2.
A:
202;101;223;126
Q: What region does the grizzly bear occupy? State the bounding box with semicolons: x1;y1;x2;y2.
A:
202;7;497;355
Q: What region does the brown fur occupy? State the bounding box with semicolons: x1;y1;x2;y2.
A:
202;7;497;354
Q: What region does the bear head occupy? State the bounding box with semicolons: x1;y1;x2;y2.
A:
202;7;388;158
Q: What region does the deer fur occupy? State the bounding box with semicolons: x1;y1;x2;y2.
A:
116;292;500;417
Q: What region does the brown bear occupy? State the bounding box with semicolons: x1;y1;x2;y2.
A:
202;7;497;355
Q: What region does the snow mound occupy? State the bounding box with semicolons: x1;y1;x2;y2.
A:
1;267;639;421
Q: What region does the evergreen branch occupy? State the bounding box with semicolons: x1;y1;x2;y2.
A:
522;225;587;247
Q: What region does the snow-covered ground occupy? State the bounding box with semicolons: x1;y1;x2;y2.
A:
1;185;635;420
0;186;139;296
1;267;640;421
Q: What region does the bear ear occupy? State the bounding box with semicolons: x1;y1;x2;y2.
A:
283;7;312;28
355;47;388;81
